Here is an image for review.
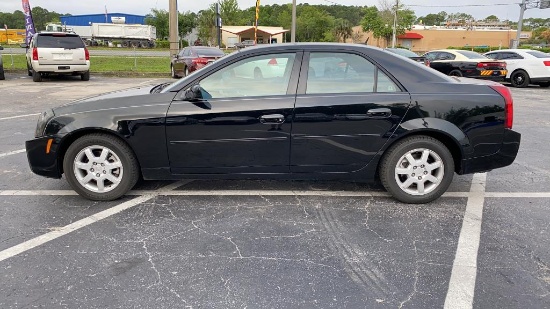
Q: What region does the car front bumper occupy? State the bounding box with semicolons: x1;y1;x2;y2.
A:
26;136;63;179
459;129;521;174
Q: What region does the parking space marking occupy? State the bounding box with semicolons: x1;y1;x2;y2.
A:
0;149;26;158
0;113;39;121
444;173;487;309
0;180;189;263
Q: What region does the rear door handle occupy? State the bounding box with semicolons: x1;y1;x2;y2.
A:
367;108;392;118
260;114;285;124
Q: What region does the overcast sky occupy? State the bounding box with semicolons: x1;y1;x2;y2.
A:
0;0;548;21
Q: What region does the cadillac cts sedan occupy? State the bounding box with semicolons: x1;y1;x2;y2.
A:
26;43;521;203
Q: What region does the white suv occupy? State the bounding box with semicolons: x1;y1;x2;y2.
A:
24;32;90;82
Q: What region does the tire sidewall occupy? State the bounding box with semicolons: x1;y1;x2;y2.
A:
380;137;455;204
511;70;529;88
63;134;138;201
449;70;462;77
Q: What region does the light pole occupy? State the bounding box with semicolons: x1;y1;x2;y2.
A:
169;0;178;57
391;0;399;48
291;0;296;43
514;0;527;48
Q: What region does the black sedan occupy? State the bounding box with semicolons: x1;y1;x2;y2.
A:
423;49;508;81
26;43;520;204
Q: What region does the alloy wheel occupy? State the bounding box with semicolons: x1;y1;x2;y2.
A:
394;148;444;196
73;145;123;193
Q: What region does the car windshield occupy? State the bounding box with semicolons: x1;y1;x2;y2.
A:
194;48;224;57
36;34;85;48
387;48;419;58
526;51;550;58
456;50;488;59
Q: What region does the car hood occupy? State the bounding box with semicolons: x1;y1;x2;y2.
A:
53;84;177;116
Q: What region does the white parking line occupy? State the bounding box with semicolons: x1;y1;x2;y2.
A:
0;180;189;263
0;113;40;121
0;149;26;158
444;173;487;309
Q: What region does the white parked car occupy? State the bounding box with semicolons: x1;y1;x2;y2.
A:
484;49;550;88
23;32;90;82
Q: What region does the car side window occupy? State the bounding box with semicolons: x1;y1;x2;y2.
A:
198;53;296;99
178;49;186;57
505;52;523;60
424;52;438;61
438;52;455;60
306;52;398;94
486;53;500;60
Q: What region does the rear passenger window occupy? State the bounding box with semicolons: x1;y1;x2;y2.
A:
36;35;85;48
306;53;399;94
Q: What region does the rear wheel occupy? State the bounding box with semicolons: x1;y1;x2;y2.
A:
171;65;178;78
27;63;32;76
81;71;90;81
379;136;455;204
448;70;463;77
0;64;5;80
32;70;42;82
510;70;530;88
63;134;139;201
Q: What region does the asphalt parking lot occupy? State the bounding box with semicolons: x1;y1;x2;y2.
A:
0;74;548;308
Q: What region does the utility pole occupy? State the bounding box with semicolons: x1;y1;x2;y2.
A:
291;0;296;43
514;0;527;48
169;0;178;57
216;2;222;47
391;0;399;48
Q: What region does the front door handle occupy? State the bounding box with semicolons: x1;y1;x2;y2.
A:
367;108;392;118
260;114;285;124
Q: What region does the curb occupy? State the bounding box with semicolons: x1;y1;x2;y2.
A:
3;69;170;78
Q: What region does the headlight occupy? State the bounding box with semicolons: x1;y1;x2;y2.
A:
35;109;55;138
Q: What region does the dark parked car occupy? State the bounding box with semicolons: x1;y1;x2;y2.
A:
171;46;225;78
26;43;520;203
385;48;430;66
423;49;507;81
0;45;5;80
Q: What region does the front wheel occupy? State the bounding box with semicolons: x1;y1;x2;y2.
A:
379;136;455;204
63;134;139;201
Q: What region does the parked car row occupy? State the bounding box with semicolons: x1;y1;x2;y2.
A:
390;47;550;88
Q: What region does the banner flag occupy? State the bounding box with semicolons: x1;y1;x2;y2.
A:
22;0;36;45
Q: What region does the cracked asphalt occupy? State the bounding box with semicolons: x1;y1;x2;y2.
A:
0;74;548;308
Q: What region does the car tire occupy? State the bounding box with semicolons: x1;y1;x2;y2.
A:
32;70;42;82
63;133;140;201
27;64;32;76
0;65;5;80
379;136;455;204
171;65;178;79
184;67;189;77
449;70;463;77
81;71;90;81
510;70;530;88
538;82;550;88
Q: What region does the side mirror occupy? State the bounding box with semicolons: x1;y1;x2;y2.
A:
184;85;203;101
20;43;28;49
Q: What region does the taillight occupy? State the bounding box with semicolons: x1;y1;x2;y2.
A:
192;58;208;65
544;61;550;66
477;62;506;68
84;48;89;60
32;47;38;61
490;85;513;129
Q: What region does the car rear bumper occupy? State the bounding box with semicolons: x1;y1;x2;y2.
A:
459;129;521;174
25;136;62;179
31;61;90;73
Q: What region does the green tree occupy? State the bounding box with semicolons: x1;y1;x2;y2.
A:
296;5;335;42
179;11;197;38
333;19;353;42
361;5;415;45
197;7;216;45
145;9;169;39
219;0;241;26
417;11;447;26
484;15;499;22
